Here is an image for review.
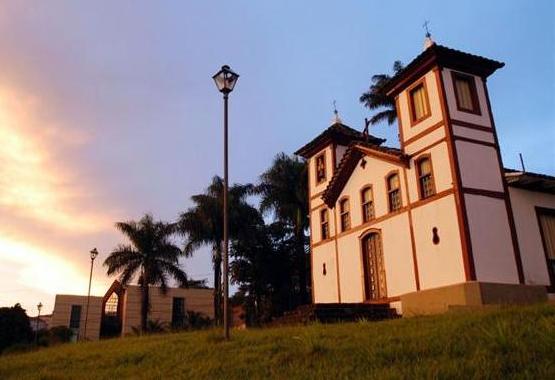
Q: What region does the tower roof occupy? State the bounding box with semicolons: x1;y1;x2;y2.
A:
294;122;385;158
380;44;505;97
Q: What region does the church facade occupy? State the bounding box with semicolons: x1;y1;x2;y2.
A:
296;43;555;315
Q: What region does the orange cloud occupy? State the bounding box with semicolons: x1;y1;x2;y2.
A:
0;87;110;232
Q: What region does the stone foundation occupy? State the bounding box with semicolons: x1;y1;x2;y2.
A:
400;281;547;316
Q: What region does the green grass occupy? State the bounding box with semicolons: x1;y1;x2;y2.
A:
1;304;554;379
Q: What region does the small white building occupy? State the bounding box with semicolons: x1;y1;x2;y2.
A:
296;42;554;315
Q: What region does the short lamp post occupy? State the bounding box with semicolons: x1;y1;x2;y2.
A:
35;302;42;345
212;65;239;340
83;248;98;341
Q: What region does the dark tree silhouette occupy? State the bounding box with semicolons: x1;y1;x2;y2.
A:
255;153;309;305
178;176;260;324
104;214;187;333
0;303;32;352
360;61;404;125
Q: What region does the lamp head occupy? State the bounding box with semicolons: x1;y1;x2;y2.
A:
90;248;99;260
212;65;239;94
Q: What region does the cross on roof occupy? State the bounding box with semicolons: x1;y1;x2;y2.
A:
423;20;431;38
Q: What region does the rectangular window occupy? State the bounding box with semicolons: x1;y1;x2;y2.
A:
361;187;375;223
453;72;480;114
320;209;329;240
409;82;430;123
69;305;82;329
339;199;351;232
387;174;402;212
315;153;326;184
417;157;435;199
172;297;186;328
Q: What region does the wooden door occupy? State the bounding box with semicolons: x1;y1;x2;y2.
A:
362;233;387;301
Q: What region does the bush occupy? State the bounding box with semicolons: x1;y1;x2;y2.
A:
48;326;73;344
0;304;32;353
185;311;212;330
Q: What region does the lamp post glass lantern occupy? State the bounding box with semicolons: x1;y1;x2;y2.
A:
83;248;98;340
212;65;239;94
212;64;238;340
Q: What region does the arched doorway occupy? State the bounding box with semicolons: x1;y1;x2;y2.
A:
361;232;387;301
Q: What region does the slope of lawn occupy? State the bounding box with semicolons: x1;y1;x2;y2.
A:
0;304;554;379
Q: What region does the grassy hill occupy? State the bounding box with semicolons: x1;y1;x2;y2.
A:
0;304;554;379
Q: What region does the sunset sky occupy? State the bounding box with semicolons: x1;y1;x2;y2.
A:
0;1;553;316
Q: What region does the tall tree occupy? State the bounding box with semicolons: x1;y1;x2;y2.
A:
256;153;309;305
178;176;259;324
104;214;187;333
359;60;404;125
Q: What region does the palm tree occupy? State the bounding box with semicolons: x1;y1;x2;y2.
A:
359;60;404;125
256;153;309;305
104;214;187;333
178;176;259;324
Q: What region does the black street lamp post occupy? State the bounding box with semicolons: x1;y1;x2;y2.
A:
212;65;239;340
35;302;42;345
83;248;98;340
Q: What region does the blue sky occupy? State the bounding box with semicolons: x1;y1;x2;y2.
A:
0;0;553;315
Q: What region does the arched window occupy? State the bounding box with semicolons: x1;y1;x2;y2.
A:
104;292;119;316
320;208;329;240
417;156;435;199
361;186;375;223
386;173;402;212
339;198;351;232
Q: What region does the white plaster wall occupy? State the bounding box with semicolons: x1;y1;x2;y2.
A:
442;68;491;127
312;242;339;303
404;126;445;155
397;70;443;142
335;156;408;225
412;194;466;289
465;194;520;283
406;142;453;203
336;231;365;302
509;187;555;286
453;125;495;144
330;156;416;301
334;212;416;301
456;141;504;191
377;214;418;296
309;145;334;195
310;195;324;210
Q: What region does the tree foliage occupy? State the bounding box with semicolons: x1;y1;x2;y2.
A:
359;60;404;125
255;153;309;306
178;176;260;324
104;214;186;332
0;304;32;353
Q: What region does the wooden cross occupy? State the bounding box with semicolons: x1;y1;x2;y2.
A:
363;117;371;137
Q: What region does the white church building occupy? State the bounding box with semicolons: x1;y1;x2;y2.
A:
296;41;555;315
